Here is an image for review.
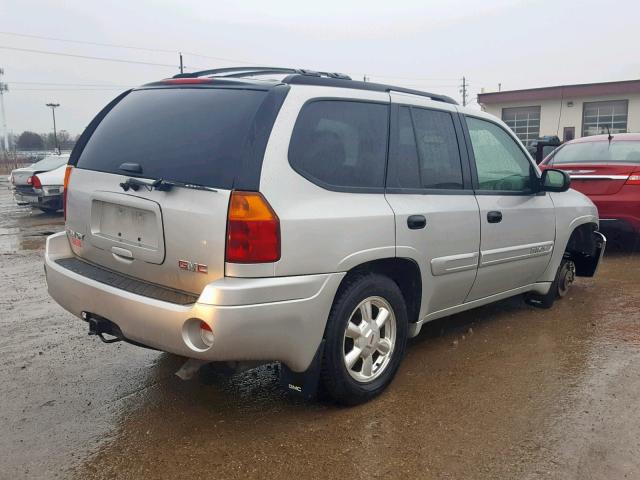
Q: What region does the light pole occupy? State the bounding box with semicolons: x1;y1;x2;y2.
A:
0;68;8;152
46;102;60;154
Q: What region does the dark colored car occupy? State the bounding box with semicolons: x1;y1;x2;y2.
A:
540;133;640;235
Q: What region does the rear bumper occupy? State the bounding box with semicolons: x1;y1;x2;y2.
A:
14;190;62;209
591;188;640;233
45;232;344;372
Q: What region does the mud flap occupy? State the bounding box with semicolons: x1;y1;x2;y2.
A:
279;340;325;400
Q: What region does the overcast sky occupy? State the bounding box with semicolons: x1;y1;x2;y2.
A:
1;0;639;135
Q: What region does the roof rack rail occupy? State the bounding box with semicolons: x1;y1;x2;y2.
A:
282;75;458;105
173;66;351;80
171;66;455;105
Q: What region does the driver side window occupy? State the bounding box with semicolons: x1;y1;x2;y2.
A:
466;116;534;192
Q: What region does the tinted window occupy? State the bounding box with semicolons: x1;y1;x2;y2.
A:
551;140;640;164
288;100;389;190
77;88;269;189
387;107;463;190
466;117;534;192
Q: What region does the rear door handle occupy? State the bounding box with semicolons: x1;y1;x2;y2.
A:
487;211;503;223
407;215;427;230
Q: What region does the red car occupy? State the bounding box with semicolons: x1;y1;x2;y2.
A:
541;133;640;235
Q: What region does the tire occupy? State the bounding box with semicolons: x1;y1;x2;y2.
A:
320;273;408;405
525;257;575;309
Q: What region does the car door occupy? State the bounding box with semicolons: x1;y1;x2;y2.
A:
384;99;480;316
462;114;556;301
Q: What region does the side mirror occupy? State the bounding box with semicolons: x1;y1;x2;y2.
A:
541;168;571;192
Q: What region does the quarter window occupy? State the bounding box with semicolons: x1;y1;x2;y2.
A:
582;100;628;136
501;106;541;147
288;100;389;190
466;116;534;192
387;106;464;190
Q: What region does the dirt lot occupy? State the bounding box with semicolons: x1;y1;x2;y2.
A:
1;177;639;480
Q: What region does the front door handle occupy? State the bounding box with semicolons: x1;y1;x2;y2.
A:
487;211;503;223
407;215;427;230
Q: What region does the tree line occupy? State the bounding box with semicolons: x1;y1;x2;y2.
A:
9;130;79;151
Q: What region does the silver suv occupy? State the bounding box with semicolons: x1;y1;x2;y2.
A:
45;67;605;404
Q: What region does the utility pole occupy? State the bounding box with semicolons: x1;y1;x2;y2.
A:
0;68;8;152
179;52;184;74
460;76;468;106
46;103;60;154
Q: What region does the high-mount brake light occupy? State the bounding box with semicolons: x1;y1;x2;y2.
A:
626;171;640;186
226;191;280;263
30;175;42;189
63;165;73;220
161;78;213;85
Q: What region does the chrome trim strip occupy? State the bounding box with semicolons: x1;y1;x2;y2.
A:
569;174;628;180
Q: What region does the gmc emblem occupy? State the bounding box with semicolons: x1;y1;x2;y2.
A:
178;260;208;274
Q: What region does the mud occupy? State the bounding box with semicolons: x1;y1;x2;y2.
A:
1;178;639;479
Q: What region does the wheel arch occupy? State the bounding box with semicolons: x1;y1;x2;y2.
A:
332;257;422;326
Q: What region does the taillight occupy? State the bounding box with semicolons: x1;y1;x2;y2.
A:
226;191;280;263
30;175;42;189
63;165;73;220
626;171;640;185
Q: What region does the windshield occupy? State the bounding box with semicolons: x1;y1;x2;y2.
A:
76;87;270;189
552;140;640;164
32;155;69;171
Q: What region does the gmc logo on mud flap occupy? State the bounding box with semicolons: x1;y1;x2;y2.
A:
178;260;208;274
288;384;302;393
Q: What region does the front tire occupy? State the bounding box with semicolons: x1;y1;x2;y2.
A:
321;274;408;405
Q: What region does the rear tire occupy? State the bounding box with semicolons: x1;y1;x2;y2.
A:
320;274;408;405
525;257;575;309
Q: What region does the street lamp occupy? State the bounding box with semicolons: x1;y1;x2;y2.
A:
46;102;60;154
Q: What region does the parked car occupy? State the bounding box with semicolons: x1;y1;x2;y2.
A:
10;154;69;207
44;67;606;405
14;164;67;213
541;133;640;236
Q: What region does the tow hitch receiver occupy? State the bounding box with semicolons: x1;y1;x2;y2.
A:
83;311;124;344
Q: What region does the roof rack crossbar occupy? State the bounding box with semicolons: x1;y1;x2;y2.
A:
173;66;302;79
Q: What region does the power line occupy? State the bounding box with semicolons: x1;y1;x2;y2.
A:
9;81;134;87
0;31;258;66
0;45;177;68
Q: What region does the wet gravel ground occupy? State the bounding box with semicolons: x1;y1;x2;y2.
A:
1;177;639;479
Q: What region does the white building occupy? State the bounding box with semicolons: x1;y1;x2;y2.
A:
477;79;640;146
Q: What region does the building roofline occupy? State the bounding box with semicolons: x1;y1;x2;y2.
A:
477;79;640;105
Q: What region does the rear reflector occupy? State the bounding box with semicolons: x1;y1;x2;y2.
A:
63;165;73;220
226;191;280;263
199;321;214;347
626;172;640;185
30;175;42;189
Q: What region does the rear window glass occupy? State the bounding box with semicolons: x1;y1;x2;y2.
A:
552;140;640;164
288;100;389;190
76;88;269;189
32;155;68;171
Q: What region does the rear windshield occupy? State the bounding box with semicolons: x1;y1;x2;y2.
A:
552;140;640;164
76;88;269;189
32;155;68;171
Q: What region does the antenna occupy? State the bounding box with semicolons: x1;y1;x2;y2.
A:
606;125;613;144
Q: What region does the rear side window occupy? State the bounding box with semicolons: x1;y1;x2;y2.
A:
387;106;464;190
288;100;389;191
76;88;270;189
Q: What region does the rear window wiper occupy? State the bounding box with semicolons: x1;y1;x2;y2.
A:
119;177;217;193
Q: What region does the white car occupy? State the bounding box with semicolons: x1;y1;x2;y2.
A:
10;154;69;210
14;163;67;213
